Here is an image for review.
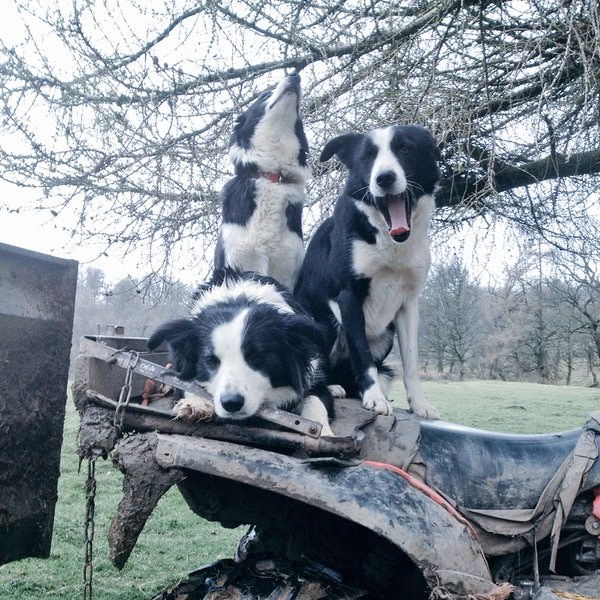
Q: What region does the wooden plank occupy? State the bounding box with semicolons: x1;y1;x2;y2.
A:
87;391;362;457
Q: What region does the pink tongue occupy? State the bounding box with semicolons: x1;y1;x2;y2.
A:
388;196;409;236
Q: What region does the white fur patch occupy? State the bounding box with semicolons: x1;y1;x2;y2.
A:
173;394;214;421
191;278;294;316
368;127;408;197
300;395;334;437
361;367;393;415
328;299;342;324
327;384;346;398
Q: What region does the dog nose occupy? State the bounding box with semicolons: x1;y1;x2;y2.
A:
376;170;396;189
220;392;245;413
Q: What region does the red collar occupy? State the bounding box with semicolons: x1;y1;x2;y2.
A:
255;170;285;184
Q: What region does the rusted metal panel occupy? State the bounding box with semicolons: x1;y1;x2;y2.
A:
155;434;494;595
0;242;78;565
84;391;361;456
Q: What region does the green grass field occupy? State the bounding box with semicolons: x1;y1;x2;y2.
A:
417;380;600;433
1;381;598;599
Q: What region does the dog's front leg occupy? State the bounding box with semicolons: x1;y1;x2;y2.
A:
299;395;334;437
337;291;392;415
395;300;439;419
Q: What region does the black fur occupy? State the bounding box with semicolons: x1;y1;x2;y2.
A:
220;177;257;226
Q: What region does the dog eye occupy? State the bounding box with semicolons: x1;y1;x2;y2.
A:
393;141;408;154
362;147;376;160
206;354;221;370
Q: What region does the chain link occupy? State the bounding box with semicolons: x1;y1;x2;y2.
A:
83;458;96;600
113;350;140;432
82;349;140;598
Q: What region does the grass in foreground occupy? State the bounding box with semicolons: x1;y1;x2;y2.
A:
0;380;599;598
0;400;242;600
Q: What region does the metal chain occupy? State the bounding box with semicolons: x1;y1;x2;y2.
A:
83;458;97;600
81;350;140;598
113;350;140;432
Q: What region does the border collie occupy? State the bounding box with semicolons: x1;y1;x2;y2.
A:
213;72;310;291
295;125;440;419
148;272;334;435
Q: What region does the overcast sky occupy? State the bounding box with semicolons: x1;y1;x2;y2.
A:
0;3;139;279
0;179;153;281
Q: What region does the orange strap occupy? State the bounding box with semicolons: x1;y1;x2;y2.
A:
363;460;479;539
593;486;600;539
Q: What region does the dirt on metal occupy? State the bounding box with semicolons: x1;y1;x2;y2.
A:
0;243;77;565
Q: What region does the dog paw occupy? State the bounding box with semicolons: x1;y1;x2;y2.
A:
173;395;214;421
327;384;346;398
301;395;334;437
361;388;393;415
320;422;335;437
409;397;440;420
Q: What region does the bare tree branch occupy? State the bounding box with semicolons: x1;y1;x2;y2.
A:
0;0;598;274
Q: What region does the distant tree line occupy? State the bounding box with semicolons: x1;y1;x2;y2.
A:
70;267;194;367
419;247;600;386
73;246;600;388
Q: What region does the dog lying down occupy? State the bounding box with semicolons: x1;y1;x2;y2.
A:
148;272;335;436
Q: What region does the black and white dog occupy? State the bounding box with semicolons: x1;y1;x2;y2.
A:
148;272;334;435
295;125;440;419
214;72;310;291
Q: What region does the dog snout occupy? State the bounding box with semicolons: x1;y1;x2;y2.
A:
376;170;396;190
220;392;245;413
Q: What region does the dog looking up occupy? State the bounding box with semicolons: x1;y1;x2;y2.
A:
214;72;310;290
295;125;440;419
148;271;335;436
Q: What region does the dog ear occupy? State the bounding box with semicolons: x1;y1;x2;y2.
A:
320;133;365;168
284;315;325;395
287;315;322;354
148;318;200;380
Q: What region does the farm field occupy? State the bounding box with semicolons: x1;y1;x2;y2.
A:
417;380;600;434
1;380;598;599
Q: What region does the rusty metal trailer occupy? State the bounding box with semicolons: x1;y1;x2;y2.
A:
0;242;78;565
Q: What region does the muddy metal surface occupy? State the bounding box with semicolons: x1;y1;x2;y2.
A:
0;243;78;565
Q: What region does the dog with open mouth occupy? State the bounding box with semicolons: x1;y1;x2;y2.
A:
213;72;310;291
295;125;440;419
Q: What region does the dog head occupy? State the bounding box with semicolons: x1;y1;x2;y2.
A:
320;125;440;242
228;72;310;181
148;274;323;420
